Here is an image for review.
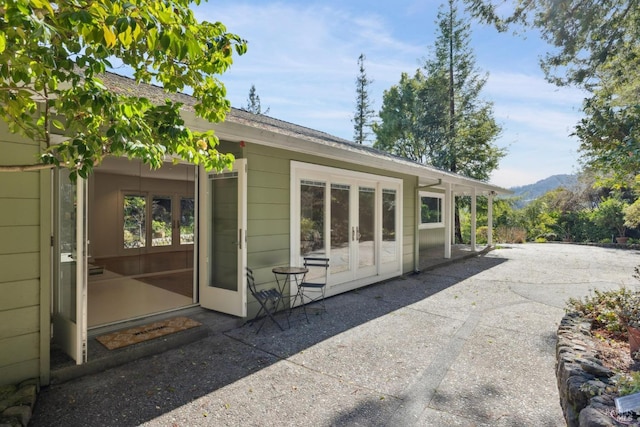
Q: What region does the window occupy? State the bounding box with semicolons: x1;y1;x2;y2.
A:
420;192;444;228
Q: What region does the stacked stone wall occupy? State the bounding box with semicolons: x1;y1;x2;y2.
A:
557;313;627;426
0;379;38;426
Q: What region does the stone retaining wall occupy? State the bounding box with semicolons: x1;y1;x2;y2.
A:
557;312;626;427
0;379;38;427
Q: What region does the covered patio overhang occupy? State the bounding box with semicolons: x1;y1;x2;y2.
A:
414;173;512;272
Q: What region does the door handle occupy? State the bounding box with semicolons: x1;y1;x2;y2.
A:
238;229;243;250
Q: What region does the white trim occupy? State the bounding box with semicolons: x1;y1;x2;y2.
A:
419;191;445;229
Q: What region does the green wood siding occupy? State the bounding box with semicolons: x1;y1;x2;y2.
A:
0;227;39;255
0;336;39;385
420;228;446;249
0;128;44;386
0;280;39;311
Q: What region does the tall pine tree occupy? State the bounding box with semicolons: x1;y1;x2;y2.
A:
353;54;375;144
244;84;270;115
374;0;504;242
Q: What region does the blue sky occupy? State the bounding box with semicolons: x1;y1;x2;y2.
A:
192;0;587;188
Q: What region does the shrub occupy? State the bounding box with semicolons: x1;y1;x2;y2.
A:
476;226;488;244
566;288;638;336
495;226;527;243
616;371;640;396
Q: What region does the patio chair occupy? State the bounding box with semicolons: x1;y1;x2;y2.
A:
246;267;288;333
296;257;330;322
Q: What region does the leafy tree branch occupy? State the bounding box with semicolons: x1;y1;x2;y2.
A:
0;0;247;179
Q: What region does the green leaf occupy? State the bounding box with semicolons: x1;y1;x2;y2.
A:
52;119;65;130
102;24;117;47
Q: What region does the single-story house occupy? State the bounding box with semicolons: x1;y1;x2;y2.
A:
0;72;510;387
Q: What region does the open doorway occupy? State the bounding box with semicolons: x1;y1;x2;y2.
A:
87;157;197;327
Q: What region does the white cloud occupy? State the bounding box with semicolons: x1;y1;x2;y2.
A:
193;1;586;187
486;72;586;106
491;167;544;188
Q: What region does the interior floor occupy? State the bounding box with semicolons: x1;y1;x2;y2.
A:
88;252;195;328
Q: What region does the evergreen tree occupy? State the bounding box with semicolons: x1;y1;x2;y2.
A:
374;0;504;242
244;84;270;115
467;0;640;184
353;54;375;144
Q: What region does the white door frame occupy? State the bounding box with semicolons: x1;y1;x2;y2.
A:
198;159;247;317
291;161;403;296
52;171;88;364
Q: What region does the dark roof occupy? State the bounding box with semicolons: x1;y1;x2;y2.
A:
98;71;506;192
100;71;390;156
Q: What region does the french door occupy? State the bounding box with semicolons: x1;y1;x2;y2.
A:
198;159;247;316
292;162;402;292
52;170;87;364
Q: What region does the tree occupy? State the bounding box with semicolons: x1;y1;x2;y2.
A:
574;84;640;183
0;0;247;180
593;195;630;238
624;200;640;231
374;0;504;241
426;0;503;179
375;0;503;180
352;53;375;144
466;0;639;89
374;70;449;164
466;0;640;182
244;84;269;115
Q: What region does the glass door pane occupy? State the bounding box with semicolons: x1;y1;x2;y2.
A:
123;195;146;249
151;196;172;247
330;183;350;274
358;186;376;269
300;180;325;257
52;170;87;363
180;197;195;245
210;174;239;291
199;158;247;317
57;172;78;323
382;189;397;264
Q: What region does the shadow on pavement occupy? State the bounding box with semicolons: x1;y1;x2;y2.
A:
31;254;508;427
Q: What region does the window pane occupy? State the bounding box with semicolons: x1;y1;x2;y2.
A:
421;196;442;224
210;174;238;291
331;184;350;274
180;197;195;245
124;195;146;248
152;196;172;247
300;181;325;256
382;189;397;264
358;187;375;268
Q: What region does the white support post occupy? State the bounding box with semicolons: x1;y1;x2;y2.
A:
487;193;494;246
444;182;452;259
451;190;456;243
470;187;477;251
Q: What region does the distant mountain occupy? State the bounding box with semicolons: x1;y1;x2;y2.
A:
508;174;578;208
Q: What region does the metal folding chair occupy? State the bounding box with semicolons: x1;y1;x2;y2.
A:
295;257;329;322
246;267;288;333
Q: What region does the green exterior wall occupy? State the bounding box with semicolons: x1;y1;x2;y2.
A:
0;124;49;386
238;142;416;317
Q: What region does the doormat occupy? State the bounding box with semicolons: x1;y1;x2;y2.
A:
95;316;202;350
